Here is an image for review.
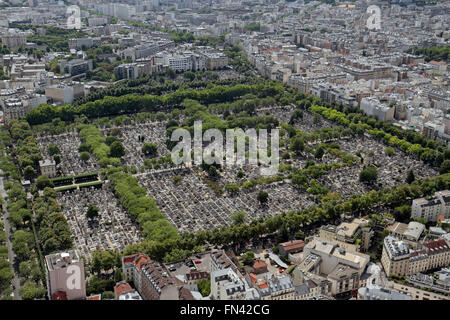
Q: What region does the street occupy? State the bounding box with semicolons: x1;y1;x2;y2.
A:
0;174;21;300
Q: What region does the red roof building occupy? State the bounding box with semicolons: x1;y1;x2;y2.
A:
51;290;67;300
114;281;133;300
252;260;268;274
279;240;305;257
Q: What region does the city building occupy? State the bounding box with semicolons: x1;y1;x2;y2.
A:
357;285;412;300
45;83;85;105
386;221;425;243
45;250;86;300
381;236;450;277
319;218;373;252
411;190;450;222
210;267;249;300
68;38;101;50
60;59;93;77
299;238;370;297
256;274;295;300
279;240;305;257
114;281;142;300
39;159;56;178
122;253;193;300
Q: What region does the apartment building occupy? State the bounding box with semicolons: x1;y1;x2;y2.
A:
388;281;450;300
114;281;142;300
257;274;295;300
114;63;140;80
211;268;248;300
360;97;395;122
59;59;93;77
202;51;229;70
357;285;412;300
1;94;45;123
411;190;450;222
385;221;425;244
1;33;27;49
382;236;450;277
122;253;193;300
319;218;373;252
167;55;193;72
68;38;101;50
45;250;86;300
299;238;370;297
45;83;85;105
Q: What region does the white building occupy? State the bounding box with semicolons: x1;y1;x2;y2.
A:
39;159;56;178
411;190;450;222
360;97;395;121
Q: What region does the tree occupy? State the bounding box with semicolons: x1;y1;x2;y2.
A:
47;143;60;156
236;169;244;179
142;143;158;157
313;113;322;124
291;172;308;187
87;204;99;220
172;175;182;185
359;166;378;184
35;175;54;190
114;268;124;282
19;261;32;278
167;68;176;79
80;152;90;162
197;279;211;297
111;128;122;136
384;147;395;156
19;281;46;300
241;251;255;265
208;165;218;178
23;165;36;180
231;210;247;225
225;184;239;195
102;291;115;299
314;146;325;159
257;191;269;204
440;160;450;174
290;137;304;155
90;249;116;274
53;154;61;165
406;169;415;184
110;141;125;158
78;143;91;153
0;262;14;287
105;136;119;146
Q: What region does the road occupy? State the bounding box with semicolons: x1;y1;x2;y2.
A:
0;175;21;300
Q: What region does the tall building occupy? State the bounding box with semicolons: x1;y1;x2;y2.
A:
411;190;450;222
381;236;450;277
210;268;248;300
1;33;27;50
122;253;194;300
45;250;86;300
59;59;93;76
319;218;373;252
299;238;370;297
